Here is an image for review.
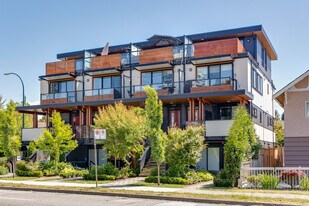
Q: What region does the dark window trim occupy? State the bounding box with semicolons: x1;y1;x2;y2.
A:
196;63;233;80
141;69;173;85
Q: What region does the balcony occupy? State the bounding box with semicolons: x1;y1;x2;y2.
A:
189;77;237;93
22;128;45;142
74;126;95;144
205;120;234;137
131;82;184;98
90;54;121;70
41;91;83;104
84;88;121;101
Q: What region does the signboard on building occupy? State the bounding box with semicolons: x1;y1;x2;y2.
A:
94;129;106;140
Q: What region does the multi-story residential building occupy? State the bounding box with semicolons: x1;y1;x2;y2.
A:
274;70;309;167
17;25;277;172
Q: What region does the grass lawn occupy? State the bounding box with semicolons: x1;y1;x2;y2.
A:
129;182;184;188
0;176;39;181
201;186;309;196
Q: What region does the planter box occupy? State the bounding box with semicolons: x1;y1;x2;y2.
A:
190;85;233;93
133;89;168;98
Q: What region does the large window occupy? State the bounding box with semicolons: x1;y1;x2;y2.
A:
50;81;74;93
93;76;121;95
49;80;75;101
252;68;263;94
141;70;173;86
197;63;232;86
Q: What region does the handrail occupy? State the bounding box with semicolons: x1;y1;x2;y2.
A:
138;146;151;172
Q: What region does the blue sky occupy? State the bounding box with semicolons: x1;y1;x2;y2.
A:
0;0;308;113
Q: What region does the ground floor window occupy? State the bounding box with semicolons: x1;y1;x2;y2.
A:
207;147;220;171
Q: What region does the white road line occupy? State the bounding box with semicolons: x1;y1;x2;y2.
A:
0;196;34;201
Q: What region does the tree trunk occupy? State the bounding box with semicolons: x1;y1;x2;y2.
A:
157;162;160;185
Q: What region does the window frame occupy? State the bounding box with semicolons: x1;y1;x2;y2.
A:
252;68;263;94
49;80;75;94
141;70;173;86
93;75;121;90
196;63;233;85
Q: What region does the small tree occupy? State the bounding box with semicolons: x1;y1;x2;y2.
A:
218;104;260;187
165;126;205;168
274;110;284;147
144;86;165;185
32;111;77;169
0;100;22;176
94;102;145;167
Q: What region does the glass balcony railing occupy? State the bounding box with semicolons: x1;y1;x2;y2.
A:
41;78;238;104
41;91;83;103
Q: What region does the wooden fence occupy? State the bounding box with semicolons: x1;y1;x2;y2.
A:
263;147;284;167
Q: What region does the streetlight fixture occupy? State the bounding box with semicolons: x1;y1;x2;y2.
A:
4;72;25;128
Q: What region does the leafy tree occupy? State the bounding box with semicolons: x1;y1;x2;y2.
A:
144;86;165;185
0;100;22;175
0;96;5;109
218;104;260;187
165;125;205;168
32;111;77;169
274;110;284;147
94;102;146;167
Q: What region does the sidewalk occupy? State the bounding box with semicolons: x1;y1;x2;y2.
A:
0;177;309;201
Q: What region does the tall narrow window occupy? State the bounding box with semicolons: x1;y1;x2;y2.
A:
305;102;309;119
209;65;220;86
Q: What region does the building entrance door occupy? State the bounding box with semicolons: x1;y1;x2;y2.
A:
169;110;180;127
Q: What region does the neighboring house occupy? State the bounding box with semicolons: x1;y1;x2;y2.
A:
274;70;309;167
17;25;277;171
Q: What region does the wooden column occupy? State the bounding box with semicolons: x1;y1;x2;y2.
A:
33;112;38;128
191;99;195;121
188;99;192;121
85;107;91;126
45;110;49;127
198;98;202;121
79;108;83;126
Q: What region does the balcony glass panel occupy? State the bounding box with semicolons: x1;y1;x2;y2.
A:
54;92;67;99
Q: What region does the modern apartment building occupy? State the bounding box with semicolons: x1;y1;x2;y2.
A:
17;25;277;172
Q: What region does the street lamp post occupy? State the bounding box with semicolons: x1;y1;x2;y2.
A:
4;72;25;128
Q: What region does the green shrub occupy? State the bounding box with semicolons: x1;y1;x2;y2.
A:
16;160;40;172
0;157;8;166
260;174;279;189
185;171;199;184
59;168;87;179
117;167;137;178
246;175;262;187
90;162;118;176
150;167;164;177
16;170;43;177
213;178;234;187
145;176;188;185
301;176;309;191
214;170;234;187
83;173;115;181
165;165;188;178
0;165;9;175
197;170;213;182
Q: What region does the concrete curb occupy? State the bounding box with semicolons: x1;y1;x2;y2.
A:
0;185;294;206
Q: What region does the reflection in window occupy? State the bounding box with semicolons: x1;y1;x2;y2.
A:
141;70;173;86
197;64;232;86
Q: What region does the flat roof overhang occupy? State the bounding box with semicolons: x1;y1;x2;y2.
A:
84;67;120;76
190;54;233;65
16;89;253;114
134;61;172;71
39;73;76;81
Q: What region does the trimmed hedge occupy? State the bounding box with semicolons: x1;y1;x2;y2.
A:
83;173;115;181
59;168;88;178
16;170;43;177
145;176;188;185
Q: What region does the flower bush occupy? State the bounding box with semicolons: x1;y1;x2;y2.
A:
280;170;305;188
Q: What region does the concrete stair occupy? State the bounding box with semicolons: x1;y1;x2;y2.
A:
139;159;166;177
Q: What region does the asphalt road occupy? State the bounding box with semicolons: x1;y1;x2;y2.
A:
0;189;226;206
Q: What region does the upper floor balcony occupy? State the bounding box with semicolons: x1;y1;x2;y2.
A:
40;76;242;105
